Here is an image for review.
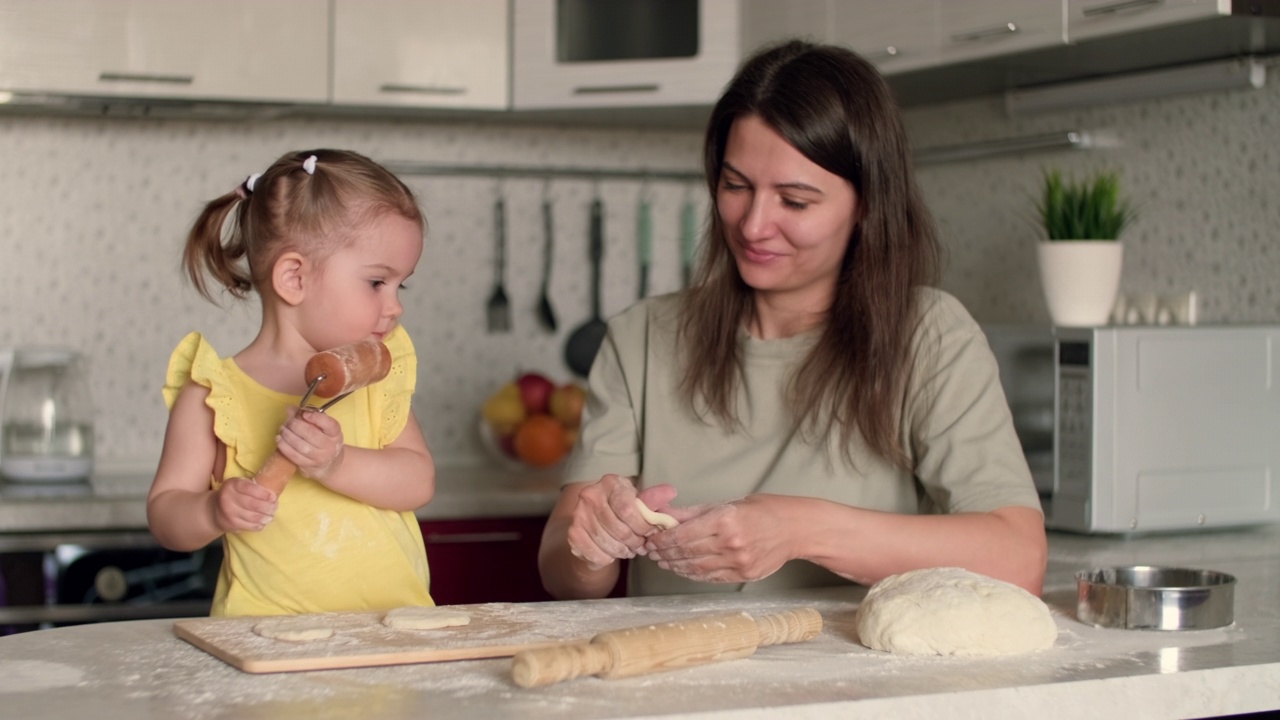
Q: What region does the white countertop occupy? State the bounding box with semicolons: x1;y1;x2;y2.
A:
0;464;562;536
1;525;1278;719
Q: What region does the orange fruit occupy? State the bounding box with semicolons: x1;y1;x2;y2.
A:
513;415;568;468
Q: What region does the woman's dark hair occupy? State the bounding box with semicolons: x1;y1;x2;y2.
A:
183;148;424;303
678;40;941;469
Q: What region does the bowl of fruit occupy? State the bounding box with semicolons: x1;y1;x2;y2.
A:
479;371;586;470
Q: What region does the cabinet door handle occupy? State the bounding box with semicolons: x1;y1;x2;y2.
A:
379;83;467;96
1081;0;1164;17
98;72;193;85
572;84;660;96
425;531;522;544
950;23;1020;43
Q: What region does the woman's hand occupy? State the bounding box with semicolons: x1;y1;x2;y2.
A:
276;406;346;482
213;477;277;532
566;474;678;570
644;494;795;584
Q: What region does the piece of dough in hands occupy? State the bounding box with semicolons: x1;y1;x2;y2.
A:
634;498;679;529
382;606;472;631
253;617;335;642
856;567;1057;656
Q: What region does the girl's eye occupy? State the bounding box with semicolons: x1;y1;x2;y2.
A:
720;179;747;192
370;280;386;289
398;283;409;291
782;198;809;210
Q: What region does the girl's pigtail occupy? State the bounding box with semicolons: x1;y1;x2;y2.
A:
182;192;254;303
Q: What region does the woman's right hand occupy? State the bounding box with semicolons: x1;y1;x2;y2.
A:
566;474;677;570
213;477;278;533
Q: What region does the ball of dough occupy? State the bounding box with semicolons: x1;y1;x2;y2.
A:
856;567;1057;656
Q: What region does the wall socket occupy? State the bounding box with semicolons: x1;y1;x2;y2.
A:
1110;291;1197;326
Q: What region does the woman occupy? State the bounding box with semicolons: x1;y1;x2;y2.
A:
538;40;1046;601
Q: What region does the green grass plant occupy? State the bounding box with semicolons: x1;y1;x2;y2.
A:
1038;169;1133;240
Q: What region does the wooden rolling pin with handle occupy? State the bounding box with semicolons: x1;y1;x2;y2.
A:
253;339;393;495
511;608;822;688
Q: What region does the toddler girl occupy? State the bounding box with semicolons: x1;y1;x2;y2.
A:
148;149;435;616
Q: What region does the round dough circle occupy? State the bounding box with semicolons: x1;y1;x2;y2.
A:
634;498;679;529
252;618;335;642
856;567;1057;656
382;606;472;631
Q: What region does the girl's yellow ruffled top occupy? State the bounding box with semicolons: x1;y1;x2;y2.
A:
163;325;433;616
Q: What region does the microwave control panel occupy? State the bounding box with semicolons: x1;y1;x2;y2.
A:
1055;341;1093;498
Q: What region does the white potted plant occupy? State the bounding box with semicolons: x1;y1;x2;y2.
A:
1035;169;1134;327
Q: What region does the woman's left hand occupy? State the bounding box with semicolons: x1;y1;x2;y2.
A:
276;406;346;481
643;494;794;584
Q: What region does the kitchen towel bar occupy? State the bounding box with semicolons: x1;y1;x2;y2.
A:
383;162;702;183
386;129;1112;180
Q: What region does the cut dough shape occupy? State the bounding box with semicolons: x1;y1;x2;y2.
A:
252;617;335;642
634;498;679;529
382;606;472;631
855;567;1057;657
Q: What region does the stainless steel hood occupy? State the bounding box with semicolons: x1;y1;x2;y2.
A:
889;1;1280;107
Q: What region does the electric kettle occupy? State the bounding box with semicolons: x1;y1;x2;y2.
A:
0;348;94;484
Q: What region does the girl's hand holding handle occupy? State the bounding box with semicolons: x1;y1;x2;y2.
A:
214;477;277;533
275;406;346;482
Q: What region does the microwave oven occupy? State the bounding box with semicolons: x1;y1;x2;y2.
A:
984;325;1280;534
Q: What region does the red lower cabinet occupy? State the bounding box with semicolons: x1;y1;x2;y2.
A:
419;516;625;606
420;516;553;606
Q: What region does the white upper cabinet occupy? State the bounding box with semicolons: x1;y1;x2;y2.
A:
0;0;328;103
937;0;1065;65
332;0;508;110
828;0;940;75
1066;0;1229;41
512;0;745;109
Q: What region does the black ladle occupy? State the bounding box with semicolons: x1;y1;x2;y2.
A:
564;198;607;377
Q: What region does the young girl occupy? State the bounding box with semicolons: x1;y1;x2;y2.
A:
148;149;436;617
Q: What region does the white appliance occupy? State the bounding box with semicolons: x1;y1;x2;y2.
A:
985;325;1280;535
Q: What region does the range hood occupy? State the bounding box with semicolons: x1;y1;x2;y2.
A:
889;2;1280;107
0;92;297;121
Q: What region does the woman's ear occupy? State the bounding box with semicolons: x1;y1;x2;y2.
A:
272;251;309;306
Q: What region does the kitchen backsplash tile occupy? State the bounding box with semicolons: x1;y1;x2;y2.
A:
2;72;1276;469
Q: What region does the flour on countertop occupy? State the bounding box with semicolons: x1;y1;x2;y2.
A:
0;660;85;693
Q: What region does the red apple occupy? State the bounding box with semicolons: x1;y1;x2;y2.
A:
515;372;556;415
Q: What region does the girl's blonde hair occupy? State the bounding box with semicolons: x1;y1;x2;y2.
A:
183;149;424;303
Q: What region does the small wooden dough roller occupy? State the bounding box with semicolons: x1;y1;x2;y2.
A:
511;608;822;688
252;339;393;494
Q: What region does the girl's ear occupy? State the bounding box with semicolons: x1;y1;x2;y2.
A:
272;251;309;306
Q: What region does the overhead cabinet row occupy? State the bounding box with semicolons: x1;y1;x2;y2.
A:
0;0;1262;114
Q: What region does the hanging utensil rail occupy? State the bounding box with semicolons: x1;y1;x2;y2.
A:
383;162;702;183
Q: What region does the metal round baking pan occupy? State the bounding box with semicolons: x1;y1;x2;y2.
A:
1076;566;1236;630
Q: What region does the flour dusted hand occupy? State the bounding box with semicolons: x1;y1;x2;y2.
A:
855;567;1057;656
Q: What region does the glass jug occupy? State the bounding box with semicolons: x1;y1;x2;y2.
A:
0;348;94;483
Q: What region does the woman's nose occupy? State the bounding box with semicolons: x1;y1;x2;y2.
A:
739;195;776;240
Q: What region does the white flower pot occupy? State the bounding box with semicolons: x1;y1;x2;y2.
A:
1036;241;1123;327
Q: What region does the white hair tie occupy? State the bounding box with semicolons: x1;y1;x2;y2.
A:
302;155;317;175
245;173;262;193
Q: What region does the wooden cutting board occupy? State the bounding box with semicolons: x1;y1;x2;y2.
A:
174;602;594;674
